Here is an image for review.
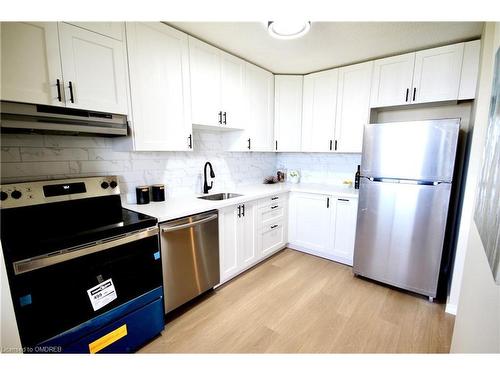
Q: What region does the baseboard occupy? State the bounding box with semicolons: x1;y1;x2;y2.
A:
287;243;353;267
445;303;457;315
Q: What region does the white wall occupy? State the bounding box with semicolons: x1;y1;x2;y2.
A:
450;22;500;353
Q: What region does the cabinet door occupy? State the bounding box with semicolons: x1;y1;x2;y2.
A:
189;37;221;127
301;69;338;152
329;197;358;266
58;23;128;113
335;61;373;153
240;201;259;268
370;52;415;108
412;43;464;104
126;22;192;151
65;22;124;40
288;192;331;253
220;51;246;129
274;75;303;152
245;63;274;151
261;220;287;257
219;205;241;282
1;22;63;106
458;40;480;100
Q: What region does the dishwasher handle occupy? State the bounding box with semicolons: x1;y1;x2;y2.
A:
161;214;218;232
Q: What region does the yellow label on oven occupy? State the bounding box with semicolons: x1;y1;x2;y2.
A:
88;324;127;354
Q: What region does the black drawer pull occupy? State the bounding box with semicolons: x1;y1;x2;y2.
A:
271;205;278;209
271;196;279;200
338;198;349;202
270;224;278;229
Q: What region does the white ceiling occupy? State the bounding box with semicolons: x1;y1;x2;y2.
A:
168;22;484;74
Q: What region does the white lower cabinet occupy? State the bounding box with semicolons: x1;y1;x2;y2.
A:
218;195;288;285
288;192;358;266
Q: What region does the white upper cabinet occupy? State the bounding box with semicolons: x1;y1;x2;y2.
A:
189;37;222;127
301;69;338;152
458;40;481;100
65;22;124;40
370;52;415;108
412;43;464;104
1;22;64;106
274;75;303;152
335;61;373;153
125;22;192;151
189;37;246;129
58;22;128;114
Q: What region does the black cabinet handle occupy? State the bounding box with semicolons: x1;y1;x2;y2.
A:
68;81;75;103
270;224;278;229
327;197;330;208
271;196;279;200
237;205;241;218
413;87;416;101
188;134;192;149
271;205;278;209
223;112;227;125
334;140;338;151
338;198;349;202
56;79;62;102
405;88;409;102
242;204;245;217
329;140;333;151
275;140;278;151
248;138;251;150
218;111;222;124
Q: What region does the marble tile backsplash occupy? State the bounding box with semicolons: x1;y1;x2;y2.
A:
277;153;361;185
0;131;277;202
1;131;361;202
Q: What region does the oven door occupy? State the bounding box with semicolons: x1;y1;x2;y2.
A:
9;227;163;348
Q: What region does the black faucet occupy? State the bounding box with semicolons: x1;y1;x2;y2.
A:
203;162;215;194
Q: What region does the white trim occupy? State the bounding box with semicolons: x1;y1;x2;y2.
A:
445;303;458;316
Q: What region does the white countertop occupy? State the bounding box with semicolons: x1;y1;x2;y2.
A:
122;183;358;223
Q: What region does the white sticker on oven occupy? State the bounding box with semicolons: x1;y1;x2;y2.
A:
87;279;117;311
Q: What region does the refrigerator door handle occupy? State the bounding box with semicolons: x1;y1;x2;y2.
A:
367;177;447;185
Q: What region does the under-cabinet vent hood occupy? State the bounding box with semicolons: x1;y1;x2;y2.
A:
0;101;128;137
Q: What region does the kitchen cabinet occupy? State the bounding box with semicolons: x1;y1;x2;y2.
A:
58;22;128;114
65;22;124;40
288;191;358;266
371;42;470;107
301;69;339;152
258;196;288;256
412;43;464;104
274;75;303;152
0;22;128;114
226;63;274;151
125;22;192;151
335;61;373;153
219;200;258;283
189;37;246;129
458;40;481;100
370;52;416;108
1;22;63;106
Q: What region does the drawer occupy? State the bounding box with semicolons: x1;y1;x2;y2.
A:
260;202;287;226
259;193;288;208
260;220;287;256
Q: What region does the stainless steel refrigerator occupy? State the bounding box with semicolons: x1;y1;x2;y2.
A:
353;119;460;300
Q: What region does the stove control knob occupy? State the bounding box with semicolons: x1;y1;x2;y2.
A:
1;191;8;201
101;181;109;189
11;190;22;199
109;180;118;189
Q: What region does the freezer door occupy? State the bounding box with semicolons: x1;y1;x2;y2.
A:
353;177;452;297
361;119;459;182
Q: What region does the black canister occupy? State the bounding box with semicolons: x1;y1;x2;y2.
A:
152;184;165;202
136;185;150;205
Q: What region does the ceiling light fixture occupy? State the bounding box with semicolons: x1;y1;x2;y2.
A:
267;21;311;40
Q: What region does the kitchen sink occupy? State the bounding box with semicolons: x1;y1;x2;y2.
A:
198;193;243;201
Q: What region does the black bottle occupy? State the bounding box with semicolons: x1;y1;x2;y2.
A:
354;165;360;189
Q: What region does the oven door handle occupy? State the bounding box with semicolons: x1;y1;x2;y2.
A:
161;214;218;233
13;226;159;275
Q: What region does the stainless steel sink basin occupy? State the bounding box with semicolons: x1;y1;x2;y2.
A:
197;193;243;201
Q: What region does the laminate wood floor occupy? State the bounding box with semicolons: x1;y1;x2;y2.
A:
139;249;455;353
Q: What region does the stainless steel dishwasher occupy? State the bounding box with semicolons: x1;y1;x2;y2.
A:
159;210;220;313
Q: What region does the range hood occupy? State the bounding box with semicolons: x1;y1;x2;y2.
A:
0;101;128;136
